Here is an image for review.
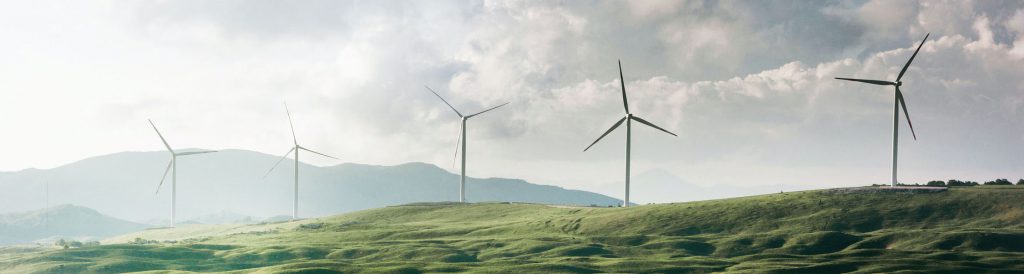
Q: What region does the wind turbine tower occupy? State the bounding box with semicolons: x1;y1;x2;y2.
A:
834;33;929;187
584;60;677;207
264;104;339;220
149;119;217;227
425;86;509;203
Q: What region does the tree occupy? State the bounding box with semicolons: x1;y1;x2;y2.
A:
947;179;967;186
1017;179;1024;185
984;179;1013;185
54;239;66;248
926;180;946;186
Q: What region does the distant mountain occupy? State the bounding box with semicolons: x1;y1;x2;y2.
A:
0;204;148;245
185;211;259;225
627;168;813;204
0;150;622;223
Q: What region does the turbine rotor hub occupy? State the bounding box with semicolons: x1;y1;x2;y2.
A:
895;81;902;87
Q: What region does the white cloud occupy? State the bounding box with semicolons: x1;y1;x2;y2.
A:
0;0;1021;201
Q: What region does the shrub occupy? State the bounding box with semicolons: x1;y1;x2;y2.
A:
130;238;158;245
297;223;325;230
926;180;946;187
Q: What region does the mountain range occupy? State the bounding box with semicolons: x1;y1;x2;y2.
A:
0;149;622;223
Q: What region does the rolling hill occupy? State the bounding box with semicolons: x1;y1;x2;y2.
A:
0;205;147;246
3;186;1024;273
0;150;622;223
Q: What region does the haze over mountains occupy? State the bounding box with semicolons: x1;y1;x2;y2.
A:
0;149;624;223
626;169;814;204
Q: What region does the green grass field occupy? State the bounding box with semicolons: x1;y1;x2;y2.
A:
4;186;1024;273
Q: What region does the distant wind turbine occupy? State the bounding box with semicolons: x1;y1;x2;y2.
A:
149;119;217;227
263;104;339;220
584;60;677;208
425;86;509;203
834;33;929;187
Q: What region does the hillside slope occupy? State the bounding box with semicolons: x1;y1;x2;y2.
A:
0;205;148;245
3;187;1024;273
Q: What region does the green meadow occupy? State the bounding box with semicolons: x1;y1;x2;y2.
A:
4;186;1024;273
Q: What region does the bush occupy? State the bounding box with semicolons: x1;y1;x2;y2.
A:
297;223;325;230
926;180;946;187
130;238;159;245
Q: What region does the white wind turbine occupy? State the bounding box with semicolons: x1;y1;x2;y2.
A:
834;33;929;187
425;86;509;203
584;60;677;208
149;119;217;227
263;104;339;220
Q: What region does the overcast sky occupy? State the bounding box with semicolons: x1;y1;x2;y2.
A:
0;0;1022;197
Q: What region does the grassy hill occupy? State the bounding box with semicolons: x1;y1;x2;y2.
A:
0;205;148;245
3;187;1024;273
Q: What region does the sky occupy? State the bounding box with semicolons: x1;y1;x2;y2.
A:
0;0;1022;199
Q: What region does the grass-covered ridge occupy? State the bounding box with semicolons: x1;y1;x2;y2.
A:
4;187;1024;273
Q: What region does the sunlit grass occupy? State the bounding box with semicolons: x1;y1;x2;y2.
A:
4;187;1024;273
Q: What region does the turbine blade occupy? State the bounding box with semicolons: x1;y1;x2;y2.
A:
155;161;172;195
897;33;930;81
896;88;917;140
425;86;463;117
263;147;296;178
631;116;678;136
176;150;217;156
618;60;630;114
834;77;893;86
467;102;509;118
285;103;297;145
300;146;339;160
584;116;627;152
148;119;173;153
452;124;462;169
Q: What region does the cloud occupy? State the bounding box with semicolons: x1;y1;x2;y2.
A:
0;0;1021;201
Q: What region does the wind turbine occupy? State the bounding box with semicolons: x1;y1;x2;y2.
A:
263;104;339;220
149;119;217;227
834;33;929;187
425;86;509;203
584;60;677;208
